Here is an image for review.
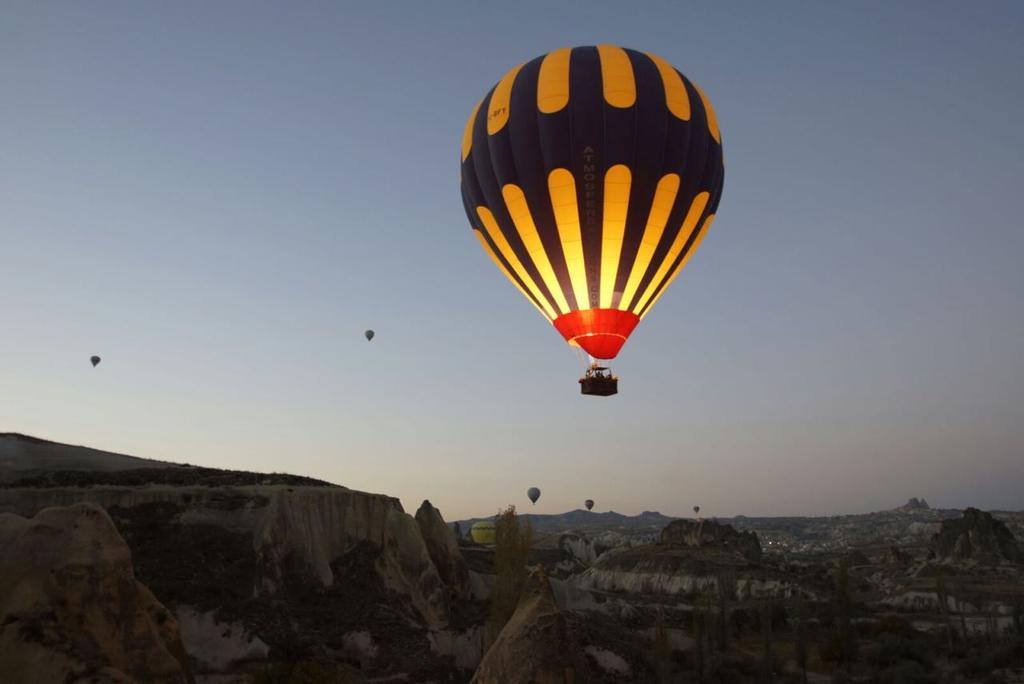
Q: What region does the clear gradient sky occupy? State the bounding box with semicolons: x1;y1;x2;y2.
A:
2;2;1022;520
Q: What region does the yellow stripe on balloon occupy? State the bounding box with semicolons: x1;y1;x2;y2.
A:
473;229;551;321
600;165;631;309
639;213;715;319
647;52;690;120
487;64;522;135
547;169;590;310
476;207;557;319
537;48;571;114
461;99;482;162
502;184;571;315
596;44;636;108
631;192;709;314
618;174;680;311
695;84;721;143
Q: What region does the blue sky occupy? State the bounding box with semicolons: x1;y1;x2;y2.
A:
2;2;1022;519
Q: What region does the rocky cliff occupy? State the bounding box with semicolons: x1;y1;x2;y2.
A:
454;508;674;542
574;520;796;599
557;532;604;566
660;518;762;562
0;432;490;680
471;568;588;684
930;507;1021;564
0;503;190;683
0;483;470;678
578;547;793;599
897;497;931;511
416;499;472;600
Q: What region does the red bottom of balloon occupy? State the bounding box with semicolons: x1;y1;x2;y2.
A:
553;309;640;360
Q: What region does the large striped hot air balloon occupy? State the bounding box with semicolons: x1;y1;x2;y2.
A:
460;45;724;393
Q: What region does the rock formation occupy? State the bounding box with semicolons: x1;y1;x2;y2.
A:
0;434;502;679
577;548;792;598
572;520;796;599
558;531;602;566
8;433;1023;681
471;567;588;683
0;483;464;677
454;508;675;541
930;508;1021;564
416;499;472;599
2;486;448;616
660;518;762;562
0;503;190;683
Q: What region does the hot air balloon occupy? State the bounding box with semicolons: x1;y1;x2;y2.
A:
585;499;594;511
527;487;541;505
693;505;700;516
470;520;496;545
365;330;374;341
460;45;724;395
90;356;101;367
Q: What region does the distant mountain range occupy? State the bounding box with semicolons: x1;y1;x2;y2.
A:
452;509;677;540
453;498;1024;554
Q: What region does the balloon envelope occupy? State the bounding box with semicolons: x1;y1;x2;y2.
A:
585;499;594;511
527;487;541;504
693;505;700;515
365;330;374;341
90;356;101;367
470;521;496;546
460;45;724;360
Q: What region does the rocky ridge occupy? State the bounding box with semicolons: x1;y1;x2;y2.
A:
0;434;487;680
660;517;762;562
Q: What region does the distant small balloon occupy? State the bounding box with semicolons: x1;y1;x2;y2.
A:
585;499;594;511
693;505;700;515
90;356;101;367
365;330;375;341
527;487;541;505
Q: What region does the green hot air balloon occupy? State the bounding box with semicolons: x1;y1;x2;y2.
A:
90;356;101;367
470;521;496;545
527;487;541;505
585;499;594;511
365;330;375;341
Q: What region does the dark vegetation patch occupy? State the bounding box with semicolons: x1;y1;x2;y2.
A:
450;599;490;633
9;609;110;674
458;544;495;574
217;542;460;680
527;547;565;568
253;661;360;683
4;466;337;489
565;610;655;683
109;502;260;609
108;502;473;681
